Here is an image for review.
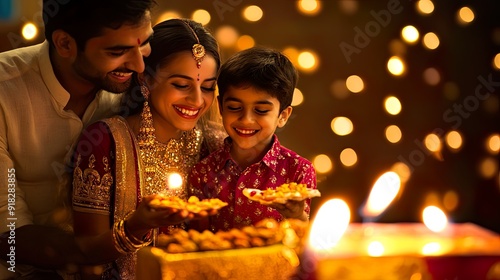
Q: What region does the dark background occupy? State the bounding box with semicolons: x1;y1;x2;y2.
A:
1;1;499;233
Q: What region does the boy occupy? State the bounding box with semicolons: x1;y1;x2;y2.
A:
189;47;317;232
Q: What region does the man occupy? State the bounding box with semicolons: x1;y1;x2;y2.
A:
0;0;156;278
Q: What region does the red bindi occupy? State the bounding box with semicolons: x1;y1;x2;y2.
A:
137;38;141;45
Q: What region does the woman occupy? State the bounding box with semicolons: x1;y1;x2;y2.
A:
70;18;223;279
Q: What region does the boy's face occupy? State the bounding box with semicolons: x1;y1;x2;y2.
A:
220;86;292;153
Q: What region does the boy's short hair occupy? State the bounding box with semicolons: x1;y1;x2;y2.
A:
43;0;157;50
217;47;298;112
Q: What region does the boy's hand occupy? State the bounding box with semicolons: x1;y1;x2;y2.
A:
270;200;308;221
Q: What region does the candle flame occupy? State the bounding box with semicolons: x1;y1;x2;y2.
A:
362;171;401;219
308;199;350;252
422;206;448;232
167;172;183;189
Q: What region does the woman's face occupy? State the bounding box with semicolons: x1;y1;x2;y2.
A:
147;51;217;139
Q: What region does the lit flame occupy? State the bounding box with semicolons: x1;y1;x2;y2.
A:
361;171;401;219
167;172;183;189
308;199;350;252
422;206;448;232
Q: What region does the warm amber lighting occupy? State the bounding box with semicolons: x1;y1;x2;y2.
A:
384;96;402;115
422;206;448;232
282;47;299;66
401;25;420;44
494;53;500;70
291;88;304;106
236;35;255;51
486;134;500;154
22;23;38;40
331;117;353;136
445;130;463;151
346;75;364;93
457;7;475;25
308;199;350;252
340;148;357;167
478;157;498;179
387;56;406;76
390;162;411;184
361;172;401;219
330;80;350;99
423;32;440;50
338;0;358;15
313;154;333;174
297;0;322;16
385;125;402;143
367;241;385;257
192;9;211;25
422;242;442;255
156;11;181;24
423;67;441;86
389;39;407;55
443;190;459;211
297;50;319;72
215;25;239;48
416;0;434;15
167;173;183;189
424;133;442;152
243;5;263;22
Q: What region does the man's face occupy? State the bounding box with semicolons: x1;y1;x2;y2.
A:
72;12;153;93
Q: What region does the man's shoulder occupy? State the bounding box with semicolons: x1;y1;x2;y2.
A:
0;43;43;83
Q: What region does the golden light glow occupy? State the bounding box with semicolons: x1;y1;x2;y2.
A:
297;0;322;16
494;53;500;70
457;7;475;25
331;117;353;136
478;157;498;179
422;206;448;232
424;133;442;152
390;162;411;184
215;25;239;48
401;25;420;44
340;148;357;167
297;50;319;72
422;242;442;255
192;9;211;25
236;35;255;51
167;173;183;189
423;67;441;86
346;75;364;93
384;96;402;115
291;88;304;106
387;56;406;76
156;11;182;24
385;125;402;143
416;0;434;15
243;5;263;22
445;130;463;151
330;80;350;99
313;154;333;174
443;190;459;211
423;32;440;50
308;199;350;252
338;0;358;15
21;23;38;40
486;134;500;154
367;241;385;257
362;172;401;219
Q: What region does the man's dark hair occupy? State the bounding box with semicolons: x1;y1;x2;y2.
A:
43;0;157;50
217;47;298;113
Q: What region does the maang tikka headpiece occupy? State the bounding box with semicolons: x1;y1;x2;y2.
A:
182;20;205;69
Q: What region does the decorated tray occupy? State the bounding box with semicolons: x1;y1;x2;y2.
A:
242;182;321;205
149;195;228;214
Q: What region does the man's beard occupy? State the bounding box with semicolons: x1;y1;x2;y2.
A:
74;54;133;94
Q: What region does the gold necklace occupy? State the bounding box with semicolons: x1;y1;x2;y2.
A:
136;96;203;198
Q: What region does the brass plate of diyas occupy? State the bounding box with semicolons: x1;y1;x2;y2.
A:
136;219;309;280
243;182;321;205
148;195;228;215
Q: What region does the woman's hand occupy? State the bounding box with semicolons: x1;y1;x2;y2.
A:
269;200;308;221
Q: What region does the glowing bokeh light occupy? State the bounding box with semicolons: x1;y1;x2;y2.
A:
346;75;364;93
494;53;500;70
385;125;402;143
192;9;211;25
486;134;500;154
297;0;322;16
424;133;442;152
443;190;459;211
423;32;440;50
423;67;441;86
340;148;357;167
313;154;333;174
387;56;406;76
331;117;353;136
308;199;350;251
479;157;498;179
401;25;420;44
416;0;434;15
390;162;411;184
215;25;239;48
22;23;38;40
243;5;263;22
297;50;319;72
457;7;475;25
291;88;304;106
422;206;448;232
330;80;350;99
445;130;463;151
236;35;255;51
384;96;402;115
367;241;385;257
